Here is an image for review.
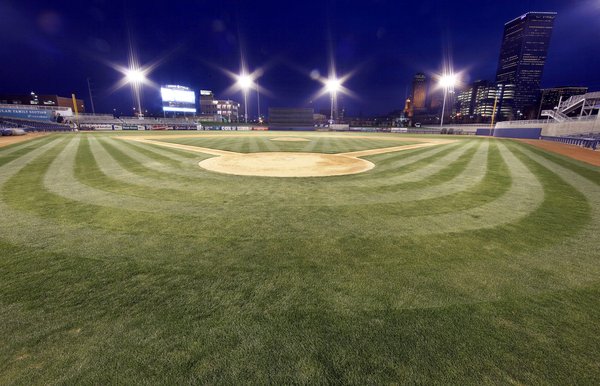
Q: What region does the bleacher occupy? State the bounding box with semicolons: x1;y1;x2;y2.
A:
0;117;72;132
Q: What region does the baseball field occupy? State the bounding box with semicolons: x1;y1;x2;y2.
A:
1;131;599;383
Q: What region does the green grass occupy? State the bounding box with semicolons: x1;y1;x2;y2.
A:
158;134;421;153
0;132;599;384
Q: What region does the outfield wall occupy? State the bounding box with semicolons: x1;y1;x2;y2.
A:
495;117;600;136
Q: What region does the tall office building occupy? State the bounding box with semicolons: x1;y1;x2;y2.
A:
495;11;557;118
410;73;428;112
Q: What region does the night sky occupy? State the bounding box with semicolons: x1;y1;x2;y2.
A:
1;0;599;117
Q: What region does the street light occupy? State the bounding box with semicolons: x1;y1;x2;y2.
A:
439;74;457;127
325;78;341;125
237;73;253;123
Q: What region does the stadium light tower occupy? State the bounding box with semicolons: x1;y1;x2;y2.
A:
237;73;253;123
125;68;146;118
325;77;341;125
439;73;457;127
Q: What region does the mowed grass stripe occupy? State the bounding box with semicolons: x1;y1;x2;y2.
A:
514;140;600;185
159;135;420;154
85;137;207;198
43;137;199;215
107;139;214;179
0;135;59;167
352;141;467;181
312;141;488;205
352;141;499;212
371;140;487;194
327;142;543;235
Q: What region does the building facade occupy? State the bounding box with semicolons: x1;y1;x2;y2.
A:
199;90;217;117
495;11;557;118
411;73;428;113
199;90;240;122
455;81;515;122
215;100;240;122
268;108;314;130
0;92;85;113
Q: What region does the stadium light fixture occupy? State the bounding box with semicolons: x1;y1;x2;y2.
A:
439;74;457;89
325;78;341;93
124;67;147;118
125;68;146;84
326;77;341;125
237;73;253;123
237;74;253;90
439;73;457;127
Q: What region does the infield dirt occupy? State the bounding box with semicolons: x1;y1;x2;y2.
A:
120;134;456;177
0;133;48;148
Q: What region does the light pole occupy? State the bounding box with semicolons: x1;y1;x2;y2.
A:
325;78;341;125
439;74;457;127
237;74;252;123
125;68;146;118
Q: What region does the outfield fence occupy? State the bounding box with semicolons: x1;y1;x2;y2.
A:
540;135;599;150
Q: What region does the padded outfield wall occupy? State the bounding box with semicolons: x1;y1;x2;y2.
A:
476;128;542;139
495;117;600;136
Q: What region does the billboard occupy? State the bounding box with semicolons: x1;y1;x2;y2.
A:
0;106;53;121
161;85;196;113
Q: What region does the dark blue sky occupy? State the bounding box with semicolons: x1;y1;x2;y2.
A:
1;0;599;116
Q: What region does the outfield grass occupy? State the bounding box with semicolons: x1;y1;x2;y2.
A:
0;132;599;384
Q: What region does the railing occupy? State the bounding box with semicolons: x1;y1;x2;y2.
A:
541;109;569;122
540;135;599;150
498;119;552;126
559;94;586;112
560;91;600;111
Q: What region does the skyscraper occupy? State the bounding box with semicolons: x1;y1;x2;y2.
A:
495;11;557;118
410;73;428;112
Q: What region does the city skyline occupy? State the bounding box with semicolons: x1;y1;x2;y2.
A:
1;1;599;116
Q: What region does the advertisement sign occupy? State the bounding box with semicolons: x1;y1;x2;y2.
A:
0;107;52;121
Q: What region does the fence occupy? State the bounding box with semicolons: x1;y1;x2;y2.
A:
540;136;599;151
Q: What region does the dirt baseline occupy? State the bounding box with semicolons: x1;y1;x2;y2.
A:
198;152;375;177
0;133;48;148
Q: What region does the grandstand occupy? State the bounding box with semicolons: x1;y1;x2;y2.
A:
541;91;600;121
0;117;71;132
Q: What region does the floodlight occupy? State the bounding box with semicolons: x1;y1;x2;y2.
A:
439;74;457;88
125;69;145;83
325;78;341;93
237;74;253;90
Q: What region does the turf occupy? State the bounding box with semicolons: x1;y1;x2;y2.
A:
157;134;421;153
0;132;599;384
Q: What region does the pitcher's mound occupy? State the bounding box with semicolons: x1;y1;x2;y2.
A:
269;137;310;142
199;152;374;177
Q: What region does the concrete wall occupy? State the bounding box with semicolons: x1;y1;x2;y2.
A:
495;117;600;136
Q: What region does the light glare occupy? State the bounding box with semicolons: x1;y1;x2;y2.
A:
439;74;457;88
125;69;146;83
237;74;253;90
326;78;341;93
